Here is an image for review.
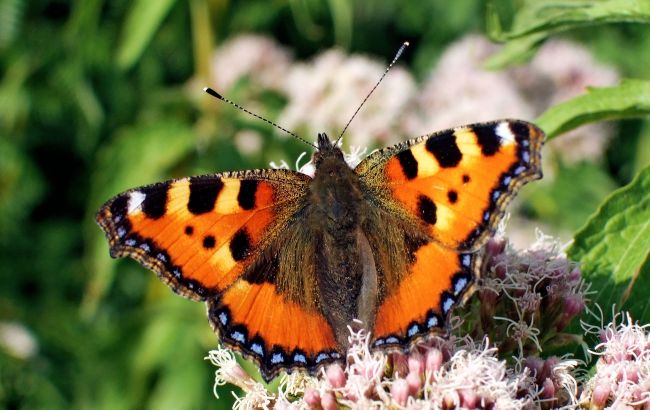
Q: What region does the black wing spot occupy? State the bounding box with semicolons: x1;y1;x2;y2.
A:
462;174;471;184
237;180;259;210
141;182;170;219
110;195;128;217
203;235;216;249
447;190;458;204
417;195;437;225
185;225;194;235
509;121;530;141
425;131;462;168
474;125;501;156
188;177;223;215
396;150;418;180
230;229;252;261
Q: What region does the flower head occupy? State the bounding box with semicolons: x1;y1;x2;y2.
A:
279;49;416;147
580;313;650;409
210;34;291;93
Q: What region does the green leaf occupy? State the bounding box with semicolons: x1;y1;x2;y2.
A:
0;0;25;49
568;165;650;323
0;138;44;239
524;162;616;231
116;0;178;70
486;0;650;68
327;0;353;47
622;252;650;322
489;0;650;41
483;32;546;70
536;79;650;140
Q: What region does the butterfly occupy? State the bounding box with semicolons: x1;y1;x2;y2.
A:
97;110;543;382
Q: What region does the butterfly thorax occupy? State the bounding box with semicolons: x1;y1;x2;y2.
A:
308;133;378;347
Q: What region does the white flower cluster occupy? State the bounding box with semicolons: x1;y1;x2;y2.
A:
208;34;619;163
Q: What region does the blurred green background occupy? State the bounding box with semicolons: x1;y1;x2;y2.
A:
1;0;649;408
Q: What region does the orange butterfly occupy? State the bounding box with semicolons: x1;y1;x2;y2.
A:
96;103;543;381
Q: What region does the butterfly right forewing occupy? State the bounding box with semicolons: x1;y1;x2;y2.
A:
356;120;544;348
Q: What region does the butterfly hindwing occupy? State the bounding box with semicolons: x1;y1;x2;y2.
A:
97;169;340;380
357;119;544;345
208;279;340;381
372;241;479;348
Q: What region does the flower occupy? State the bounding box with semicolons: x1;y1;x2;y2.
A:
234;129;264;156
405;35;535;136
579;313;650;409
521;39;620;163
207;34;618;164
473;234;588;360
0;321;38;359
210;34;292;93
207;319;566;408
279;49;416;147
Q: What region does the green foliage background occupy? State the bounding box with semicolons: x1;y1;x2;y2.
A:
1;0;649;408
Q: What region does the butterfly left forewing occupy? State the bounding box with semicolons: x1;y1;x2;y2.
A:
97;169;341;381
96;170;308;300
357;119;543;347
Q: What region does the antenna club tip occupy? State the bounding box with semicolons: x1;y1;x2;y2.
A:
204;87;223;100
404;41;410;46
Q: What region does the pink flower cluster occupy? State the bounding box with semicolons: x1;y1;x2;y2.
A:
302;331;535;409
579;314;650;409
208;326;536;409
473;236;587;359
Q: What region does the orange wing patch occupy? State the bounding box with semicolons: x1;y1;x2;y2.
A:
96;170;309;301
361;120;543;251
372;241;478;348
208;280;341;381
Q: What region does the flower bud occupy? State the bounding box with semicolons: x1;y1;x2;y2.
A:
425;348;443;374
326;364;346;388
591;384;610;407
408;351;425;376
541;378;555;399
406;371;421;395
321;391;339;410
391;353;409;377
459;388;479;409
304;388;321;408
391;378;410;406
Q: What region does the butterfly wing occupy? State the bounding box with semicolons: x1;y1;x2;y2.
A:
96;169;339;381
356;120;544;347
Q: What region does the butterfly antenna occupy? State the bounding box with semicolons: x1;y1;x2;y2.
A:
335;41;410;145
203;87;318;149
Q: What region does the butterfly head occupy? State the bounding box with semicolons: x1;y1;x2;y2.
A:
313;133;345;168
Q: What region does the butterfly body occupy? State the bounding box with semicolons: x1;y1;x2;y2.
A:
97;119;544;381
308;132;381;347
